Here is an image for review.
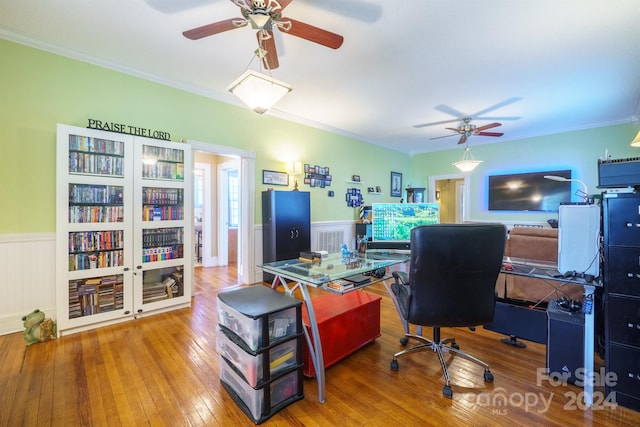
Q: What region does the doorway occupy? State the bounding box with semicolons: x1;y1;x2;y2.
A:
189;140;256;284
217;159;240;267
428;173;468;223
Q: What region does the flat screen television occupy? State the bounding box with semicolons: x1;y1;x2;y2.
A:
369;203;440;251
488;170;572;212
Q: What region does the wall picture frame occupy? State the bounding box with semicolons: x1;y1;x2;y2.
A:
390;171;402;197
262;170;289;186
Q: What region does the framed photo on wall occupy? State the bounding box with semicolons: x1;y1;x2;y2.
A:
390;171;402;197
262;170;289;186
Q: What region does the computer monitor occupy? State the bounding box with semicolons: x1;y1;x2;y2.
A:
369;203;440;251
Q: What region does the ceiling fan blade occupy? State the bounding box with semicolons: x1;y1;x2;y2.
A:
183;18;245;40
414;118;461;128
477;132;504;137
277;0;293;10
472;97;522;117
475;122;502;132
435;104;468;119
474;116;521;121
429;133;458;140
279;18;344;49
458;134;468;145
257;31;279;69
444;127;461;133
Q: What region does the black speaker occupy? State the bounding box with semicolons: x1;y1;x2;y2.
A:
547;298;585;385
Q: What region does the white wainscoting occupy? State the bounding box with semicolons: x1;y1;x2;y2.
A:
252;220;356;283
1;223;358;335
0;233;57;336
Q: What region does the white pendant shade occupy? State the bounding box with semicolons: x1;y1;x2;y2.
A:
227;70;292;114
453;146;482;172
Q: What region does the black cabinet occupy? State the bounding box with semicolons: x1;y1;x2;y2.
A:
262;191;311;282
603;192;640;411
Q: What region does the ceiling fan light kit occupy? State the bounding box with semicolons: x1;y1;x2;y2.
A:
227;70;292;114
453;146;483;172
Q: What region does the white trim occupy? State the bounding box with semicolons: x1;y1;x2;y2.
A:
429;173;469;222
188;140;256;284
217;159;240;267
194;162;213;267
0;232;55;243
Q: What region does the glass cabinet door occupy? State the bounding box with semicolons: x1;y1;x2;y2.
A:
133;138;192;312
57;125;134;331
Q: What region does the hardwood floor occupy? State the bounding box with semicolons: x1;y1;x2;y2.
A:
1;266;639;426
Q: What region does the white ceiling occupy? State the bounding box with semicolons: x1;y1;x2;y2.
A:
1;0;639;155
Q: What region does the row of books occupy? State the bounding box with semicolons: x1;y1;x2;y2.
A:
69;205;124;223
142;187;183;205
142;162;185;181
69;183;124;205
69;152;124;176
68;249;124;271
142;245;183;263
142;227;183;247
142;144;184;163
68;134;124;156
142;276;179;303
69;230;124;253
143;205;183;221
68;275;124;318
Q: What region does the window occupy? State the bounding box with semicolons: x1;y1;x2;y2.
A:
228;170;239;228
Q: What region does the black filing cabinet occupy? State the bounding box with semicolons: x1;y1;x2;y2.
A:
262;191;311;282
603;192;640;411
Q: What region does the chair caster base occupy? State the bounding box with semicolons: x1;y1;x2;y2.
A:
390;359;399;371
450;341;460;350
484;370;494;382
400;337;409;346
443;385;453;398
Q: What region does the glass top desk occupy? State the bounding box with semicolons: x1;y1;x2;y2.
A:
260;251;409;403
501;256;602;407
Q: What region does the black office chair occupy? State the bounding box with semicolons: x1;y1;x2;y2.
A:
389;223;506;398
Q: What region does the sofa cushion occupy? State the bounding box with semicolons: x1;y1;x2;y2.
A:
497;227;583;303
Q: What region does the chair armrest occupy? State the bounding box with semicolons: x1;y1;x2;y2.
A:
391;270;411;319
392;270;408;285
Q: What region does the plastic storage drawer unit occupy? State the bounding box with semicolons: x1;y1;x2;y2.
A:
217;327;300;387
216;285;304;424
218;289;299;351
220;356;303;423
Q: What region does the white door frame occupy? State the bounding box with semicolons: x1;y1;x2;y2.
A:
189;140;256;284
194;161;214;267
217;159;240;266
428;173;470;222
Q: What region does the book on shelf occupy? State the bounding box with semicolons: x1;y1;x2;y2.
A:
326;280;354;292
162;276;176;298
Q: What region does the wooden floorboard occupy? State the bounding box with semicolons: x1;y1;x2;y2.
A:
1;265;639;426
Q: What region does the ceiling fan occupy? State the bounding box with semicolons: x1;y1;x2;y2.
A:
430;117;504;145
182;0;344;70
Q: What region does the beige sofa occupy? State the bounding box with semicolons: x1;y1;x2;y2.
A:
497;227;584;303
485;226;585;345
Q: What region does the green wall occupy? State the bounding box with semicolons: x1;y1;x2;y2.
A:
0;39;409;233
410;123;639;222
1;38;638;233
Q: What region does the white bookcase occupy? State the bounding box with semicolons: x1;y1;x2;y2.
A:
56;124;192;335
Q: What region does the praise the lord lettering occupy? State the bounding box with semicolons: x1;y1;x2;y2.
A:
87;119;171;141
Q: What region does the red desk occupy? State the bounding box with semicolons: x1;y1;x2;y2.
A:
301;291;381;377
